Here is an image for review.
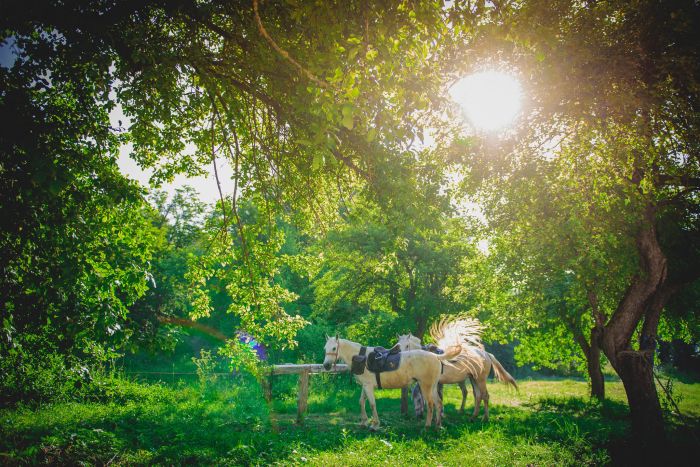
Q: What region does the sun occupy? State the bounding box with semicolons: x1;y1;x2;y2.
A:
449;71;522;132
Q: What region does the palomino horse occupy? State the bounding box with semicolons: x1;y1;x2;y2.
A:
322;334;461;430
398;316;518;421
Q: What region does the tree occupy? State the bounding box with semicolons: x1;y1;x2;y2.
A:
3;0;466;348
125;187;209;352
454;0;700;440
0;27;159;399
311;151;477;341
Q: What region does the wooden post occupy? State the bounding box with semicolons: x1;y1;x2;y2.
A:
268;364;348;424
297;370;310;424
261;370;272;402
401;386;409;416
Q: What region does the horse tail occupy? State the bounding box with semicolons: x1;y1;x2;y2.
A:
488;352;518;391
435;344;462;361
431;314;483;350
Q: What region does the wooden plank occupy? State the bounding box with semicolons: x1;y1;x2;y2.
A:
296;370;310;424
272;364;349;375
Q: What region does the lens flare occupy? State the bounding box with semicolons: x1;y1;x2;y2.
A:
449;71;522;132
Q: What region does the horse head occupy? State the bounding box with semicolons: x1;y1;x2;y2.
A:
323;333;340;370
396;333;422;351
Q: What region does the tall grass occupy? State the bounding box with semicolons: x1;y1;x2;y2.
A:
1;376;698;465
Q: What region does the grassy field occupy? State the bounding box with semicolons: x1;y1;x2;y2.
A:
1;375;699;466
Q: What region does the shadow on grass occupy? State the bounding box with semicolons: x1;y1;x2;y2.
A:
2;382;699;465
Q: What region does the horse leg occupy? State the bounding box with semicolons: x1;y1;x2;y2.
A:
470;378;481;421
359;386;368;427
458;380;468;413
434;382;443;428
418;380;434;428
366;386;380;430
438;383;444;418
481;384;490;422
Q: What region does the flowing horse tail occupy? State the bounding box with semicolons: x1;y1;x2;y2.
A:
431;314;484;351
435;344;463;361
488;352;518;391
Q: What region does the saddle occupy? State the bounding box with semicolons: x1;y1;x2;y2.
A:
351;344;402;389
367;344;402;373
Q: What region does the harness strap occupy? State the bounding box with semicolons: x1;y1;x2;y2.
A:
441;362;444;374
359;346;367;357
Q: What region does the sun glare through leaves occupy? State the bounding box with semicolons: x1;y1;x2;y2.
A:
449;71;522;132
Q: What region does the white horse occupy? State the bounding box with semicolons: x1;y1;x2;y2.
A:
322;334;461;430
398;316;518;421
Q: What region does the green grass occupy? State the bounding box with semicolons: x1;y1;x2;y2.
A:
1;376;699;465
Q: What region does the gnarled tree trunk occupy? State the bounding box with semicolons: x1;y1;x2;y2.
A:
600;207;667;441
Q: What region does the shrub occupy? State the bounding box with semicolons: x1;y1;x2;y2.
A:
0;335;89;405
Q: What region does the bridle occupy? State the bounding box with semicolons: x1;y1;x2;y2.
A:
325;344;339;368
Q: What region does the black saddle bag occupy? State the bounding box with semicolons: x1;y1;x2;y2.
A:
351;347;367;375
367;346;402;373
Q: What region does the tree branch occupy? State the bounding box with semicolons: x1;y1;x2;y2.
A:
252;0;329;89
157;315;227;342
656;174;700;188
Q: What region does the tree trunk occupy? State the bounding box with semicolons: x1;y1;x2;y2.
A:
615;349;665;441
415;313;428;339
573;325;605;400
400;386;409;416
601;206;668;442
587;328;605;400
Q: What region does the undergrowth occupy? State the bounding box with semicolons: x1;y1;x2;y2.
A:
1;377;698;465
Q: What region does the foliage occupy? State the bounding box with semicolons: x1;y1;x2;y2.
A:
125;187;209;353
0;24;161;401
446;1;700;420
309;164;478;339
186;196;306;348
219;338;269;380
2;2;699;445
1;0;473;353
191;348;219;390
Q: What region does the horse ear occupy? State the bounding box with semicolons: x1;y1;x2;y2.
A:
396;334;400;340
408;332;412;338
325;333;329;340
335;332;339;341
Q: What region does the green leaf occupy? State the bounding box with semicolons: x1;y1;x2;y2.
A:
366;128;377;143
341;104;355;129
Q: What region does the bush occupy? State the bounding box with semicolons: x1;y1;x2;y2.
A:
0;335;90;406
